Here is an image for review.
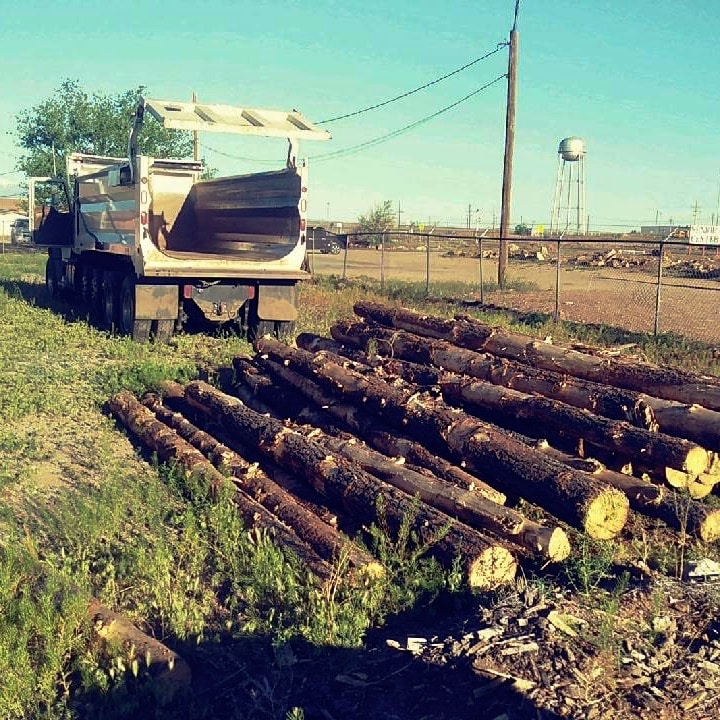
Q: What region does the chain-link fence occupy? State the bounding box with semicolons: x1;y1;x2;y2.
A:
307;231;720;343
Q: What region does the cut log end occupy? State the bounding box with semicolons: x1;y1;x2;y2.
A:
466;547;517;590
698;510;720;543
583;488;629;540
686;447;711;477
544;527;571;562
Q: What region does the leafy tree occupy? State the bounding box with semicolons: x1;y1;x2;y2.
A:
14;79;194;180
357;200;395;246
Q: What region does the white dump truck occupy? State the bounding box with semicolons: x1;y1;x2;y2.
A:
31;97;330;340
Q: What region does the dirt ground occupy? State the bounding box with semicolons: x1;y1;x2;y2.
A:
309;248;720;344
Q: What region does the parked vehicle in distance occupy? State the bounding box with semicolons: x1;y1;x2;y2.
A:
307;226;345;254
10;218;31;243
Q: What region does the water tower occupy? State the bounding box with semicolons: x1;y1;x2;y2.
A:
550;137;587;235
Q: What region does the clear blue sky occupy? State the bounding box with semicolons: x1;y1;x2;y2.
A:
2;0;719;230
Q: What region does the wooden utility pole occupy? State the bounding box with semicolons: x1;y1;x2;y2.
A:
499;4;519;288
192;91;199;161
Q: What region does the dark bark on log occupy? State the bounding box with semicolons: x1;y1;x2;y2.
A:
183;381;518;589
332;321;656;429
108;390;334;583
441;377;710;478
254;339;629;540
314;434;569;561
88;598;191;703
352;301;720;411
297;332;441;386
253;355;507;505
141;394;383;579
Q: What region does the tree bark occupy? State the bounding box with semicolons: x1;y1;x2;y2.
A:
108;390;334;584
254;339;629;540
352;301;720;411
309;432;569;562
441;376;711;479
252;355;507;505
141;393;383;580
182;381;518;590
332;321;655;428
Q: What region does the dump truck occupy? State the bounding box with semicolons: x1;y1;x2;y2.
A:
31;97;330;341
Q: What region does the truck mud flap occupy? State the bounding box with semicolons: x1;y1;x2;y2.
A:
257;284;298;322
135;285;179;320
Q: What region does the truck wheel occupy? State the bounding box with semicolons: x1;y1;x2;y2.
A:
102;271;120;329
119;275;151;342
152;320;175;342
45;257;63;300
329;241;341;255
275;320;296;341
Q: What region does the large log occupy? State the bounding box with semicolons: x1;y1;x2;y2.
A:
141;393;383;579
108;390;334;583
440;376;711;479
314;433;570;561
251;355;507;505
331;321;655;428
334;320;720;452
254;339;630;540
352;301;720;411
182;381;518;589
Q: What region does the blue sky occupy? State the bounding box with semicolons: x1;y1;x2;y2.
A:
1;0;719;230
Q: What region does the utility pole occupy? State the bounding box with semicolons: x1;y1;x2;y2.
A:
499;1;519;288
192;91;199;161
692;200;701;226
397;200;403;228
467;203;472;229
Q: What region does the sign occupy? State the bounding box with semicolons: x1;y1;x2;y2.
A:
531;224;545;237
689;224;720;245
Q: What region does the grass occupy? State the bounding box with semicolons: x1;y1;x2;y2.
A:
1;250;719;718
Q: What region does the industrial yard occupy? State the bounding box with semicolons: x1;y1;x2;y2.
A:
2;251;720;719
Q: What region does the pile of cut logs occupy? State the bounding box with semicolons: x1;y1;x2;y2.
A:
109;302;720;591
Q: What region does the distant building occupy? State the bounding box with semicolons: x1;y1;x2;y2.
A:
0;197;25;242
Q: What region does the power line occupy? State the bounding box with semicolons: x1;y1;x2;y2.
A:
317;44;507;124
309;73;507;162
200;143;275;164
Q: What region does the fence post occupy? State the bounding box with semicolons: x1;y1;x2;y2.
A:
553;238;561;322
380;232;386;292
310;227;315;275
478;234;485;304
342;238;348;280
425;233;430;296
654;240;664;335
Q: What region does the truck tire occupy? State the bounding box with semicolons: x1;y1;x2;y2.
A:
102;270;120;329
119;275;151;342
152;319;175;342
329;241;341;255
45;256;63;300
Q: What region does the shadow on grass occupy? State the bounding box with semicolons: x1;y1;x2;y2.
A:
73;594;566;720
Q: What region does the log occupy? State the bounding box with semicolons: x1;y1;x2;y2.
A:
108;390;334;583
297;332;441;386
183;381;518;589
252;355;507;505
314;433;570;561
141;393;383;580
254;339;630;540
352;301;720;411
331;321;656;429
440;376;711;479
88;598;191;703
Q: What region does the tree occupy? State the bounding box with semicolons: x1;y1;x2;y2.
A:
14;80;194;180
357;200;394;246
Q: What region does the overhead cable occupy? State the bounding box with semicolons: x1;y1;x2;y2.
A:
317;44;507;124
309;73;507;162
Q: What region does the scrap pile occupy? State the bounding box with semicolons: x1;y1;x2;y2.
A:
109;302;720;588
